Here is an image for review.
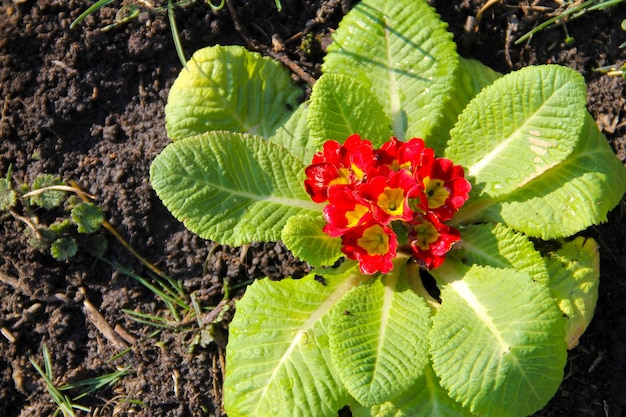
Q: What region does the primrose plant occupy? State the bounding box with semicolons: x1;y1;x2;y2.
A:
150;0;626;416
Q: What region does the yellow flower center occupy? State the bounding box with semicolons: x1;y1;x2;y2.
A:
329;168;351;187
413;221;440;250
357;224;389;255
377;187;406;216
423;177;449;209
351;163;365;181
345;204;369;228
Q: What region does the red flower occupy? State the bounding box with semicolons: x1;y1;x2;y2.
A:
341;217;398;275
304;134;471;274
304;134;374;202
375;137;426;173
408;214;460;270
414;149;471;221
323;186;372;237
358;169;418;225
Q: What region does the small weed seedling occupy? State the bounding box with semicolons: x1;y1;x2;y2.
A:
149;0;626;416
30;344;129;417
70;0;283;68
108;260;228;350
515;0;626;45
0;170;105;261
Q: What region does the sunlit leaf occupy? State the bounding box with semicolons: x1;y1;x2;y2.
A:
329;259;431;406
150;131;321;246
281;213;343;268
351;365;476;417
547;236;600;349
308;74;393;149
224;268;366;417
323;0;459;151
269;103;316;163
166;45;301;140
461;113;626;238
452;223;549;285
430;261;567;417
447;65;587;199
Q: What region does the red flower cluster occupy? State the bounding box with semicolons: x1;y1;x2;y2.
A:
305;134;471;274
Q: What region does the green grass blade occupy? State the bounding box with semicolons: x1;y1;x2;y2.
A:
168;0;188;69
60;367;130;401
70;0;115;29
515;0;626;44
123;309;171;328
30;346;82;417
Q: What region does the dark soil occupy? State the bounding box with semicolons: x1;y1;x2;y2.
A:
1;0;625;416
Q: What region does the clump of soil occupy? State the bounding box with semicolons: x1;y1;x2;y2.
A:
1;1;625;416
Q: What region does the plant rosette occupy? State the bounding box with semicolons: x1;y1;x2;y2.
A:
149;0;626;416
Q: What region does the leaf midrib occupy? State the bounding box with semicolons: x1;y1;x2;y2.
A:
468;79;578;178
170;171;323;213
253;273;364;414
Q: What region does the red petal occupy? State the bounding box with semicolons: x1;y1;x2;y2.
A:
341;219;398;274
323;187;371;236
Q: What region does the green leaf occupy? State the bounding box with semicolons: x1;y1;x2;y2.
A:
165;45;302;141
150;131;322;246
307;74;393;149
71;202;103;234
329;258;432;406
50;237;78;261
457;57;502;101
0;177;17;211
49;219;72;234
268;103;316;163
447;65;587;199
323;0;459;150
351;365;476;417
281;213;343;268
26;227;56;251
547;236;600;349
224;268;367;417
466;112;626;238
430;261;567;417
452;223;549;285
31;175;65;209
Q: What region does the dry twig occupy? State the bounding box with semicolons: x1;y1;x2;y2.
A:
225;0;316;86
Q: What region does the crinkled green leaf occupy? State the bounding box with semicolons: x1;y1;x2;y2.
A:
464;112;626;238
281;213;342;268
447;65;587;199
547;236;600;349
224;268;366;417
323;0;459;151
453;223;548;285
0;177;17;211
269;103;316;163
165;45;302;141
307;74;393;149
26;227;56;251
150;131;321;246
30;175;65;209
49;219;71;234
50;237;77;261
430;261;566;417
329;259;431;406
457;57;502;101
71;202;103;234
351;364;476;417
